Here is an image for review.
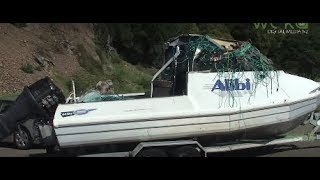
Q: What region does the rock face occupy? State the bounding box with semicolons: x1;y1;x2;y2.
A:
0;23;97;96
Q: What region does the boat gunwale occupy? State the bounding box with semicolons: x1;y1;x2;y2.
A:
54;93;320;129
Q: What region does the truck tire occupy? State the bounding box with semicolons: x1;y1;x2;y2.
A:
170;146;202;157
13;126;32;150
136;148;168;157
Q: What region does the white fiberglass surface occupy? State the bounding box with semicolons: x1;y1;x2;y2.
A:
54;96;195;127
187;71;320;111
278;73;320;99
54;93;317;147
54;71;320;128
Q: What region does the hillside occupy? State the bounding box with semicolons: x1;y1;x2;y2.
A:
0;23;154;99
95;23;320;80
1;23;319;100
0;23;89;96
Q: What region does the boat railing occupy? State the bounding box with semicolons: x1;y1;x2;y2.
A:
150;46;180;98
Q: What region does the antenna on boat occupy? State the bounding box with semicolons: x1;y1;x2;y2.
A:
192;47;202;71
72;80;76;103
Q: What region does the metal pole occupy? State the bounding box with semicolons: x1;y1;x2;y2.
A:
72;80;76;103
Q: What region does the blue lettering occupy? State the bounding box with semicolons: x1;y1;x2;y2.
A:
212;79;250;91
212;80;225;91
235;79;246;90
245;79;250;90
225;79;230;91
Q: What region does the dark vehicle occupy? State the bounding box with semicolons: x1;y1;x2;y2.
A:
0;100;42;149
0;77;65;150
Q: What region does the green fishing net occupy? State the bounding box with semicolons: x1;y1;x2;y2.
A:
163;34;279;107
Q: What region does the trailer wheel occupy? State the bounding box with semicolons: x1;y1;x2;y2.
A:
136;148;168;157
170;146;202;157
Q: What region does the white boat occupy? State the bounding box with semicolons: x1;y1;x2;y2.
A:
51;34;320;148
1;33;319;153
53;70;320;148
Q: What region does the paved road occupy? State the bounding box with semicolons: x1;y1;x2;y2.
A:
208;141;320;157
0;143;46;157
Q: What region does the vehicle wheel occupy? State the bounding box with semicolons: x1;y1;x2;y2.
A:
136;148;168;157
170;146;202;157
13;127;32;150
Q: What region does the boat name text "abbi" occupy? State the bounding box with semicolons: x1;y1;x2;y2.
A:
212;79;251;91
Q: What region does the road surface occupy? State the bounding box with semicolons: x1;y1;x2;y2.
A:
0;143;46;157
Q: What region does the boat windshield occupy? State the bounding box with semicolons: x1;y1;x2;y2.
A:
78;90;128;103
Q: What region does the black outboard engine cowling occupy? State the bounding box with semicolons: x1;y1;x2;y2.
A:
0;77;65;140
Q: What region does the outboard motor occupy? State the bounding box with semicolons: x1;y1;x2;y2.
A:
0;77;65;140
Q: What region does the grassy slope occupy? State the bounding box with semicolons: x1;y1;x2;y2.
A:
0;62;155;100
65;44;156;96
0;43;156;99
70;61;154;96
0;93;20;101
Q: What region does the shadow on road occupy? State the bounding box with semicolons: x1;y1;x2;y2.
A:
2;143;320;157
0;142;43;149
29;153;58;157
31;144;320;157
0;142;16;148
208;144;320;157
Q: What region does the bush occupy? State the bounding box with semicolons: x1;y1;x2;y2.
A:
20;63;34;74
34;65;44;71
12;23;27;28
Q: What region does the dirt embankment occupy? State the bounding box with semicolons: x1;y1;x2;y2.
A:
0;23;97;96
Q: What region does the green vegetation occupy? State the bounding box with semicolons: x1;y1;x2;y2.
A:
64;41;151;96
20;63;43;74
64;40;155;97
0;92;20;101
76;44;103;75
69;23;320;97
3;23;320;98
95;23;320;81
20;63;34;74
11;23;27;28
69;61;152;96
51;72;72;96
34;65;44;71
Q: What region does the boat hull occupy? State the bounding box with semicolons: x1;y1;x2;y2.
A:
54;97;318;148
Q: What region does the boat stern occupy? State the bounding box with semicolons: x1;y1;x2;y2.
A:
318;82;320;108
310;82;320;109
